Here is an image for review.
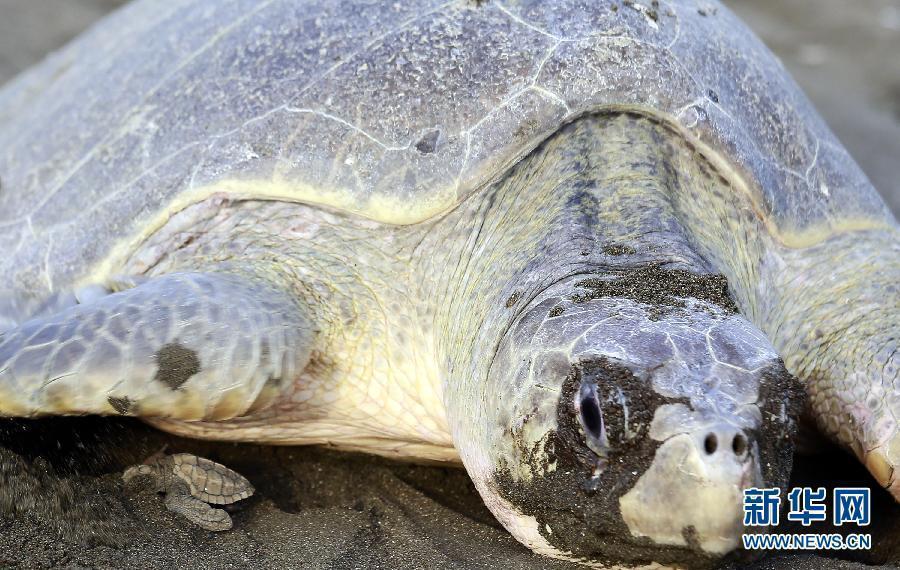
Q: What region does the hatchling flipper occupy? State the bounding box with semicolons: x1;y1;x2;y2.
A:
123;453;254;532
164;490;235;532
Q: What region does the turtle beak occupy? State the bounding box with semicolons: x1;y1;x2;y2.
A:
618;423;761;555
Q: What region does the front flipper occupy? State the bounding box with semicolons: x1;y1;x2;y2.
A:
164;491;234;531
0;272;314;420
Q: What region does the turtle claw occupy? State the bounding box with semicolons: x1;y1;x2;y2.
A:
864;450;892;486
863;439;900;500
122;452;254;531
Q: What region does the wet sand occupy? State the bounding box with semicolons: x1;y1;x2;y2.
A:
0;1;899;569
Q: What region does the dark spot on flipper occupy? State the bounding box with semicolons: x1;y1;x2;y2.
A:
108;396;133;415
415;129;440;154
505;291;521;308
548;306;564;317
153;343;200;390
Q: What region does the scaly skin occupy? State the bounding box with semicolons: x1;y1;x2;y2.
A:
763;232;900;494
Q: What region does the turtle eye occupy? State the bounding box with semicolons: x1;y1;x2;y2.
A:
578;386;603;440
580;394;602;438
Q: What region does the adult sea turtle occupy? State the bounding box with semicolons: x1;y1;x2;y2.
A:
0;0;896;567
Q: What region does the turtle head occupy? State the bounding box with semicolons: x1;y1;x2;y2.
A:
458;272;803;567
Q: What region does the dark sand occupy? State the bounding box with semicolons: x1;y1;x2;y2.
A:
1;1;899;569
2;416;899;570
3;416;900;569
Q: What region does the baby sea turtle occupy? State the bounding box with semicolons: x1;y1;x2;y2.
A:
122;451;253;531
0;0;896;567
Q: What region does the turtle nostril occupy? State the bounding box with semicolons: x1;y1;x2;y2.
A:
703;433;718;455
732;433;748;456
